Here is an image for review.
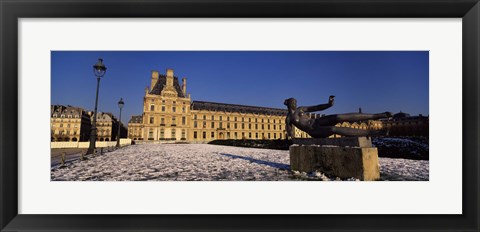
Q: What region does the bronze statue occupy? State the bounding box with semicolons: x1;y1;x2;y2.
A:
284;96;391;139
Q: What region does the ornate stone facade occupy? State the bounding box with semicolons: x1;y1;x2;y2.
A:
127;69;428;142
128;69;306;142
50;105;91;142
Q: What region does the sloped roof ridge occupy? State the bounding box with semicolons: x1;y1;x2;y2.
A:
192;100;286;112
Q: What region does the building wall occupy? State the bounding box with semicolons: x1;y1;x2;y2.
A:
127;69;428;142
51;105;91;142
188;110;287;142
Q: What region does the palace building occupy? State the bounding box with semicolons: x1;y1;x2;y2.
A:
128;69;312;142
128;69;428;142
51;105;91;142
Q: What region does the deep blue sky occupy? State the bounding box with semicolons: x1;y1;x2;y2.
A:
51;51;429;125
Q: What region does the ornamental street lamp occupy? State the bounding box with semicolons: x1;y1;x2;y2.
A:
116;98;124;148
87;58;107;155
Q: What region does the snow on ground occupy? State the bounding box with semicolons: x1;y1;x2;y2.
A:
51;144;428;181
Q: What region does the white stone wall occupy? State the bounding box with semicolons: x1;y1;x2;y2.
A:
51;139;132;149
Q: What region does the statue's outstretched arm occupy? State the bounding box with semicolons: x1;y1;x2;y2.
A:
299;95;335;113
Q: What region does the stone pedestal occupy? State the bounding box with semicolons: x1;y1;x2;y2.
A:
289;137;380;181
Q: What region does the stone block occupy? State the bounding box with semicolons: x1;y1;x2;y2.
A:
292;137;372;148
289;145;380;181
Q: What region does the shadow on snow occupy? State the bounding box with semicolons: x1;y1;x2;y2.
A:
219;153;290;170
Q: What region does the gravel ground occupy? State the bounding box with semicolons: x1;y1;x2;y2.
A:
51;144;429;181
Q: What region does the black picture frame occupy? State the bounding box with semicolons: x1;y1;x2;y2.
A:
1;0;479;231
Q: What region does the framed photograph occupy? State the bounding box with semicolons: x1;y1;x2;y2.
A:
1;0;478;231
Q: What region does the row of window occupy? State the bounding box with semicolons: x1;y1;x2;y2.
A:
52;124;79;128
52;130;79;135
150;104;187;113
52;114;80;118
149;116;186;125
192;115;281;124
147;128;186;139
192;131;283;140
193;121;282;130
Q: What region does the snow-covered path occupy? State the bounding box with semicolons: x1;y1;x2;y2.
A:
51;144;429;181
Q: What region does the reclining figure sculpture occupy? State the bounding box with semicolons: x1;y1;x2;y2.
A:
284;96;391;139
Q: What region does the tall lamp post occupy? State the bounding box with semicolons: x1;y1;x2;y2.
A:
116;98;124;148
87;58;107;154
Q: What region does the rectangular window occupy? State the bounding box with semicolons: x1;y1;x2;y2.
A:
203;131;206;139
194;131;197;139
234;123;237;129
268;133;270;139
256;133;258;139
150;117;154;124
203;121;206;128
249;124;251;129
203;115;206;120
211;132;214;138
227;123;230;129
211;115;214;120
242;123;244;129
249;132;252;138
242;132;245;139
150;104;154;111
219;116;223;121
227;132;230;139
162;106;165;112
181;129;186;139
255;124;258;130
172;106;176;112
182;117;186;125
161;118;165;125
274;133;276;139
172;117;176;125
149;130;153;139
194;114;197;120
234;132;237;139
267;125;270;130
182;107;186;113
274;125;276;130
219;122;223;129
211;122;214;128
194;121;197;128
171;129;176;139
160;129;164;138
234;117;237;121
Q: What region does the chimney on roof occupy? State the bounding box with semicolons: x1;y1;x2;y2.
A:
166;68;174;87
182;77;187;96
151;70;159;91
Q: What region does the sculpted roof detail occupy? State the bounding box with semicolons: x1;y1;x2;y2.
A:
191;101;287;116
149;74;185;98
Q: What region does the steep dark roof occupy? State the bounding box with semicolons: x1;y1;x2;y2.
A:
149;74;185;98
51;105;85;117
191;101;287;116
129;115;143;123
